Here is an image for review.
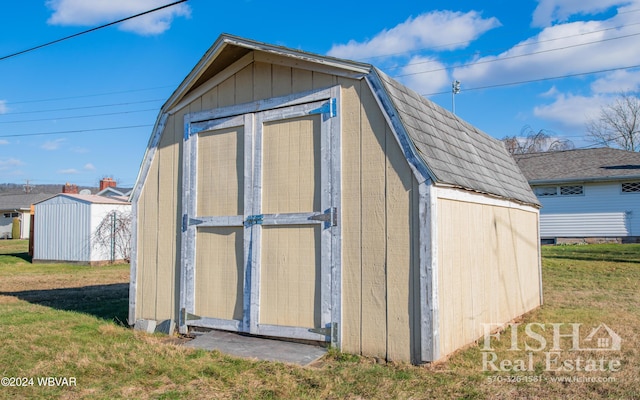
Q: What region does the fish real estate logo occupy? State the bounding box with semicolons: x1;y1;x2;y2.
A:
481;323;623;373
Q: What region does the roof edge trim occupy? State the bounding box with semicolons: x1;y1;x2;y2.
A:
163;34;372;112
365;69;434;184
529;174;640;186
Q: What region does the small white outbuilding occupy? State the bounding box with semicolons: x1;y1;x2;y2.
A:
33;194;131;265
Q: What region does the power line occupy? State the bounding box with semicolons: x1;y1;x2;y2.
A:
386;21;640;72
0;124;153;138
396;30;640;78
423;64;640;96
8;86;175;105
353;8;640;63
0;108;158;124
0;99;164;116
0;0;189;62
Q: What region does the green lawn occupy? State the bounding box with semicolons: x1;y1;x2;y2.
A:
0;240;638;399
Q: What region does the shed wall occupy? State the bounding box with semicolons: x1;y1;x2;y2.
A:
135;53;420;362
34;199;90;262
339;78;420;362
436;193;541;358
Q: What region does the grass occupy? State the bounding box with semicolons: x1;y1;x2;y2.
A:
0;240;639;399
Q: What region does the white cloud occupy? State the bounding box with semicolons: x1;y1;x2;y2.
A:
0;100;8;114
533;93;608;128
58;168;80;174
532;0;633;27
454;14;640;89
398;56;450;96
83;163;96;171
0;140;9;145
590;70;640;94
0;158;25;171
327;10;500;60
46;0;191;35
41;138;66;151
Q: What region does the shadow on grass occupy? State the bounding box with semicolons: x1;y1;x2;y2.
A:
0;283;129;325
544;254;640;264
0;251;33;264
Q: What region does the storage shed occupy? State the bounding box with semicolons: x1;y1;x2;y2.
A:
129;34;542;364
33;194;131;265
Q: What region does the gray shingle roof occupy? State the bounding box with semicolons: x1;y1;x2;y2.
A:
514;148;640;183
374;68;540;206
0;193;54;211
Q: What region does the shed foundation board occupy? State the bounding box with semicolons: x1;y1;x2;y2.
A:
184;330;327;366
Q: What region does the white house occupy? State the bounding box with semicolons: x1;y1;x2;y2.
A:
515;148;640;243
0;193;52;239
33;194;131;264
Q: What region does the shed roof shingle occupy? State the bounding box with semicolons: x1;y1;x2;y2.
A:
375;68;540;206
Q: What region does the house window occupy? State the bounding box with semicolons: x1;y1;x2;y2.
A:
3;212;19;218
622;182;640;193
535;186;557;197
560;185;584;196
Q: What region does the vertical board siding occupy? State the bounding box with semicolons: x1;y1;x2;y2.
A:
339;78;418;361
385;124;417;362
359;81;388;358
154;107;182;320
197;126;244;216
140;156;160;319
262;116;320;214
260;225;322;328
195;227;244;320
437;198;540;358
338;78;363;355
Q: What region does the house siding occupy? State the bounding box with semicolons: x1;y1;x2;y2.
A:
535;182;640;237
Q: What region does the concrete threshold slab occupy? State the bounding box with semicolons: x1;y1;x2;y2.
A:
183;330;328;366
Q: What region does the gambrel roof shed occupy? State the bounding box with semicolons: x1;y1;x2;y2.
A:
130;34;541;364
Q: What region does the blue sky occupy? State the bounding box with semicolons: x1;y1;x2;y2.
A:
1;0;639;187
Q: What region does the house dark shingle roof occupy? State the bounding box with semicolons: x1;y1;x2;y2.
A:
375;68;540;206
0;193;54;211
514;148;640;184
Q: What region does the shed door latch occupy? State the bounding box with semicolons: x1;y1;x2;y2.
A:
309;207;337;227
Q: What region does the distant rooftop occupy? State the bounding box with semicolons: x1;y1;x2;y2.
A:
514;148;640;184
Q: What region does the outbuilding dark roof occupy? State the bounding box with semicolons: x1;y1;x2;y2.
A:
0;193;54;211
374;68;539;206
514;148;640;184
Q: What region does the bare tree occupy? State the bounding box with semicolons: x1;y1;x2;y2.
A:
502;126;574;155
586;92;640;152
93;210;132;263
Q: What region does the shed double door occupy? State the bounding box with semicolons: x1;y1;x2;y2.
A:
180;97;339;343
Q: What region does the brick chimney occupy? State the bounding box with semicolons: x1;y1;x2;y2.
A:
99;177;116;191
62;182;78;194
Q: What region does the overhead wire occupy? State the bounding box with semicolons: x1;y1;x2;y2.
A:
0;108;158;124
0;0;189;62
0;124;153;138
396;30;640;78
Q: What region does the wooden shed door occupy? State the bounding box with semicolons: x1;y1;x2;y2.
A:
180;96;340;344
